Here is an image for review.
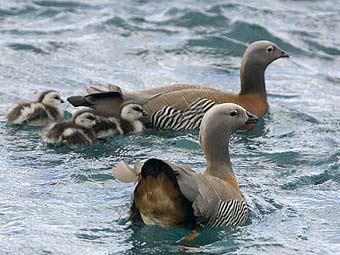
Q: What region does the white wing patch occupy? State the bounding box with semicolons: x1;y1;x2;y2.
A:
14;103;40;124
130;120;144;133
62;128;76;137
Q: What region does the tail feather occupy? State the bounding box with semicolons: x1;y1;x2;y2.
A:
85;92;123;100
68;92;123;108
141;158;179;188
108;84;123;94
87;86;107;94
112;161;142;183
67;96;92;107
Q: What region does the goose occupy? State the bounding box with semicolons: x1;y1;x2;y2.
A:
6;90;64;126
68;40;288;130
112;103;258;228
91;103;147;138
43;110;99;148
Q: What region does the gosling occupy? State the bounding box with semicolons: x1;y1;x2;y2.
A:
43;110;100;148
6;90;64;126
92;103;147;138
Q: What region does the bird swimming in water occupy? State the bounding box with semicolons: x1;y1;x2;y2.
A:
88;103;147;138
43;110;100;148
6;90;64;126
112;103;258;229
68;40;288;131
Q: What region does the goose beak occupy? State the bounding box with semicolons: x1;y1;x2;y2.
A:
245;112;258;124
280;50;289;58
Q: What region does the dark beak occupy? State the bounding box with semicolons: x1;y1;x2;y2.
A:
95;117;100;124
245;111;258;124
142;109;148;116
280;50;289;58
60;99;65;103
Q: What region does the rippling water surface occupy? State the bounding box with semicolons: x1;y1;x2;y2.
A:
1;0;340;254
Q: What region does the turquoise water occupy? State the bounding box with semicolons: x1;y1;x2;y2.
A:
1;0;340;254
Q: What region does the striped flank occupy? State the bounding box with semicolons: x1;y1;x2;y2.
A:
205;200;249;228
151;98;216;130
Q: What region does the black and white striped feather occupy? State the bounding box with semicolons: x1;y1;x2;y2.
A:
204;200;248;228
151;98;216;130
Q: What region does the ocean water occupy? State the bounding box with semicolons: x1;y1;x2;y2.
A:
0;0;340;254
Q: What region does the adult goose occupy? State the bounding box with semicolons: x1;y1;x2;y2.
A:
68;40;288;130
112;103;258;228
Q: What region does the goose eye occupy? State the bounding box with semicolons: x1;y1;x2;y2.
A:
230;110;238;117
266;45;274;53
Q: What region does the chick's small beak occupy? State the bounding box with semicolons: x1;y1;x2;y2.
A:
60;98;65;103
142;110;148;116
245;112;258;124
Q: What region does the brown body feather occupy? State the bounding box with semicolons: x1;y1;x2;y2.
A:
44;122;97;148
134;173;196;228
130;159;196;228
6;103;32;123
93;117;120;137
6;103;62;125
119;119;135;134
142;88;267;121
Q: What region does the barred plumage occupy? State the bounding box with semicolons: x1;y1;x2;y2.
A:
151;98;216;130
204;200;248;228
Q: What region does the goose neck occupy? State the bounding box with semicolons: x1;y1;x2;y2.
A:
240;59;267;96
200;126;235;181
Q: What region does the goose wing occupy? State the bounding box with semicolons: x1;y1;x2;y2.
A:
168;163;243;225
151;98;216;130
67;84;222;118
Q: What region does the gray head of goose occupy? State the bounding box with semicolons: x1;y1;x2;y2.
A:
73;110;97;129
200;103;258;174
39;90;64;107
240;40;289;95
120;103;147;122
200;103;258;137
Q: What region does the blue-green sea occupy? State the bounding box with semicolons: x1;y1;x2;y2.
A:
0;1;340;254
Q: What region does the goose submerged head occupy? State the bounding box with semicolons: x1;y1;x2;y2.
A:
120;103;147;122
73;110;97;128
39;90;64;107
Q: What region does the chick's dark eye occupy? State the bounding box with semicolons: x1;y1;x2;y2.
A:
87;116;95;121
54;96;60;99
230;110;238;117
132;107;142;112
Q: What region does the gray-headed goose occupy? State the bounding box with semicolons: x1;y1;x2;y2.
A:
68;40;288;130
112;103;258;228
